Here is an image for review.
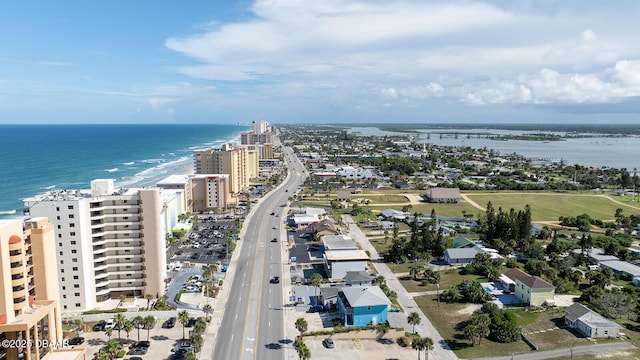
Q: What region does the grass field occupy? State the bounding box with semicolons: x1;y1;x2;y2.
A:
464;192;640;222
353;194;409;204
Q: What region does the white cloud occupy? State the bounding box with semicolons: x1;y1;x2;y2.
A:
162;0;640;121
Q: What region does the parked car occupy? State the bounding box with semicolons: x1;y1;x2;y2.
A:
271;237;277;242
67;337;85;346
128;347;147;355
163;317;176;328
322;338;335;348
92;320;106;332
186;317;197;327
308;305;324;313
270;276;280;284
104;318;115;330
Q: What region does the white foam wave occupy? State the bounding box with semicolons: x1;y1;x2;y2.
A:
106;168;119;173
43;185;56;190
0;209;17;215
123;162;135;165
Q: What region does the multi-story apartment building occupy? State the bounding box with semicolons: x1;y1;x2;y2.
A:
194;145;249;195
240;120;275;146
0;218;85;360
23;179;166;312
157;174;231;213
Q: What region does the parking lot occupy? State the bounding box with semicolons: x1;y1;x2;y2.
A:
74;314;205;360
170;219;238;267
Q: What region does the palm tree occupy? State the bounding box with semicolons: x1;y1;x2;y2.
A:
190;332;204;354
185;352;197;360
413;335;425;360
178;310;190;339
105;327;113;341
423;336;434;360
95;350;109;360
409;264;423;281
118;295;126;307
132;315;144;341
145;293;154;310
407;312;421;335
295;339;311;360
202;304;213;322
114;313;126;342
294;318;308;340
193;318;206;336
144;315;155;341
123;320;133;341
310;273;323;306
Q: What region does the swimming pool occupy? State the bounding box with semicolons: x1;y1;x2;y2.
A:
483;286;493;293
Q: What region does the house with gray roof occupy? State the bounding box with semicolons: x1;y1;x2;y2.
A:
444;247;480;265
344;271;375;286
337;286;391;328
564;303;621;338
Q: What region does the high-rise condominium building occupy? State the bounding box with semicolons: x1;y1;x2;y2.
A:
0;218;85;360
157;174;230;213
23;179;166;312
194;145;249;195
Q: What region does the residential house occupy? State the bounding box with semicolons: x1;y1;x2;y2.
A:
502;268;555;306
320;286;342;308
344;271;375;286
309;219;339;240
564;303;621;338
444;248;480;265
336;190;351;202
337;286;391;328
599;260;640;279
324;250;369;279
424;187;461;203
378;209;407;221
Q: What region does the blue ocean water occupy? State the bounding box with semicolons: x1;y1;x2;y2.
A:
0;124;248;220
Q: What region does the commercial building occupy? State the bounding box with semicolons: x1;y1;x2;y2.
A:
23;179;166;312
0;218;85;360
194;144;249;195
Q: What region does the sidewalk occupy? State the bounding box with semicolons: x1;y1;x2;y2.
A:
342;214;460;360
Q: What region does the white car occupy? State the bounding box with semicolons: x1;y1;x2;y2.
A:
104;318;115;330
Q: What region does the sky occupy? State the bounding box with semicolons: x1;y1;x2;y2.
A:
2;0;640;125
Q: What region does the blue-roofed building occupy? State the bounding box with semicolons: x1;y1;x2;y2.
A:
337;286;391;328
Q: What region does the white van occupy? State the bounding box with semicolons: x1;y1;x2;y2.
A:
174;263;183;271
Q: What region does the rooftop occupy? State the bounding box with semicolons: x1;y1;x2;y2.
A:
324;249;369;261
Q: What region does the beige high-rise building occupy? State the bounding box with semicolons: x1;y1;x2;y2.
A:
23;179;166;312
0;218;85;360
240;120;275;147
158;174;231;213
194;146;249;195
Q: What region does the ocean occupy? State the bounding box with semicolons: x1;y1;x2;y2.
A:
0;124;248;220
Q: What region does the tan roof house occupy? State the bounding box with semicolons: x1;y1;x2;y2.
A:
502;268;555;306
309;219;339;240
424;187;461;203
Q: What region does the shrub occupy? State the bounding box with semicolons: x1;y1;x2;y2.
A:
397;336;410;347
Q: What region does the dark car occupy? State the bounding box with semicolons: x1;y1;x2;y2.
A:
164;317;176;328
67;337;85;346
128;347;147;355
133;341;150;348
175;250;183;255
92;320;106;332
186;317;197;327
190;253;199;260
270;276;280;284
271;238;277;243
270;212;275;215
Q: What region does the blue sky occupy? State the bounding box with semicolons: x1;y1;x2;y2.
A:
2;0;640;124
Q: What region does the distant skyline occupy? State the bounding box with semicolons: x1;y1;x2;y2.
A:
2;1;640;125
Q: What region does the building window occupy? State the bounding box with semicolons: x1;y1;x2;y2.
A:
58;234;62;238
70;240;76;245
60;269;64;273
56;207;60;211
70;223;75;228
63;305;67;309
68;205;74;210
74;284;79;288
72;258;78;263
62;286;66;290
57;225;61;229
75;293;80;297
75;303;81;307
62;295;66;299
59;252;63;256
68;214;74;219
71;250;77;254
70;232;76;236
72;267;78;271
56;216;60;220
60;260;64;264
73;276;79;280
59;242;62;247
61;278;65;282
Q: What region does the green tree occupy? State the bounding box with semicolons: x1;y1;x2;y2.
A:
123;320;133;341
178;310;190;339
104;327;113;341
423;336;434;360
470;311;491;345
203;304;213;321
145;293;154;310
407;312;421;335
294;317;308;339
311;272;323;306
144;315;155;341
190;332;204;354
114;313;126;342
105;339;121;359
295;339;311;360
132;315;144;341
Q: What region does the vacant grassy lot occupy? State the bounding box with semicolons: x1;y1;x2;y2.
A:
464;192;636;221
354;194;409;204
